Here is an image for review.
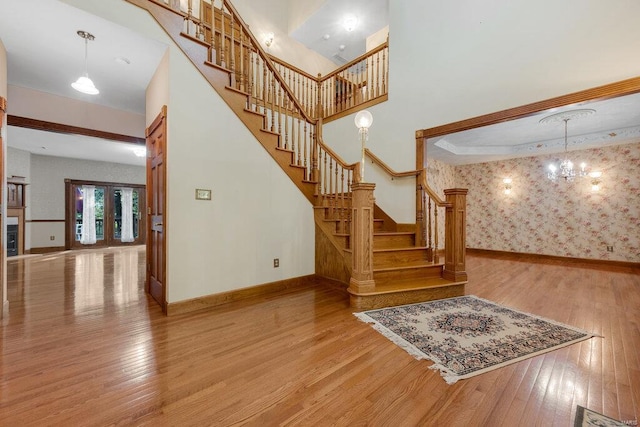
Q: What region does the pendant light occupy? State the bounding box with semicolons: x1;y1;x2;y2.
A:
71;30;99;95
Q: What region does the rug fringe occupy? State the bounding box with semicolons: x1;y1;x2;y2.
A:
355;312;428;361
354;297;600;385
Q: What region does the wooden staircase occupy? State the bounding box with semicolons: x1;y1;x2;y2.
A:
315;200;465;310
128;0;467;310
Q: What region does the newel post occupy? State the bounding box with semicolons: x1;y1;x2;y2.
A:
443;188;468;282
348;182;376;294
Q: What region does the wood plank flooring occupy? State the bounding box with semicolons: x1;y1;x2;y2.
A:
1;246;639;426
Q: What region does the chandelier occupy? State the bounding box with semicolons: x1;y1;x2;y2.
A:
540;109;595;182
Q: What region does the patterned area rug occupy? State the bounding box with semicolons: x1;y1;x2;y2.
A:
355;295;599;384
574;405;636;426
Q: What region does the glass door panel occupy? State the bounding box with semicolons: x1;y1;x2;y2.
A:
95;187;105;241
74;185;106;242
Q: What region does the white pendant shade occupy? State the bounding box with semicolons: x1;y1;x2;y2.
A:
72;75;99;95
72;31;99;96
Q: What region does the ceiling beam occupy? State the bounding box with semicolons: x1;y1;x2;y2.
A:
417;76;640;139
7;116;145;145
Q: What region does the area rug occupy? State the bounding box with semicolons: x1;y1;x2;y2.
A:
354;295;599;384
574;405;636;426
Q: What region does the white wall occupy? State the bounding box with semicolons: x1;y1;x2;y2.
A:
231;0;336;76
28;154;144;249
66;0;315;303
323;0;640;224
0;38;6;98
8;85;145;137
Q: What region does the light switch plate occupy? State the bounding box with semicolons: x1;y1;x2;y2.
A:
195;188;211;200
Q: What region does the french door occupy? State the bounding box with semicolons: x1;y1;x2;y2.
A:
65;179;146;249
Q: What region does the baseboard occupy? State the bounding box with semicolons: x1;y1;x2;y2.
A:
26;246;66;255
467;248;640;273
315;275;349;293
166;274;317;316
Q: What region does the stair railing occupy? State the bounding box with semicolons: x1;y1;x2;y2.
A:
267;41;389;121
150;0;357;222
362;146;467;280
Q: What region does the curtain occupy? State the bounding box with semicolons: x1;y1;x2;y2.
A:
121;188;135;243
80;185;97;245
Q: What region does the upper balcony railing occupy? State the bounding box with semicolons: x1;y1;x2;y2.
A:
268;40;389;122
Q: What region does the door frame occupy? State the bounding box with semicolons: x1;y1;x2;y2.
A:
0;96;6;318
146;106;167;312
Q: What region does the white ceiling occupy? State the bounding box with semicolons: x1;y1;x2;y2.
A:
0;0;166;167
429;92;640;165
290;0;388;65
0;0;637;168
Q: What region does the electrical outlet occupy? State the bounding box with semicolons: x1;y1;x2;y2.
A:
273;258;279;268
50;236;55;241
606;246;614;252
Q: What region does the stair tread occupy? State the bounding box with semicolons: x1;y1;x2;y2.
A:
374;231;416;236
373;246;429;253
261;128;280;136
226;85;249;97
204;60;231;74
275;146;294;154
353;277;465;296
243;108;265;118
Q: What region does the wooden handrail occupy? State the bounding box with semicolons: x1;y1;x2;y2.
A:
421;174;451;207
214;0;317;125
268;54;319;82
318;138;359;170
154;0;317;125
265;40;390;85
364;148;420;178
319;41;389;82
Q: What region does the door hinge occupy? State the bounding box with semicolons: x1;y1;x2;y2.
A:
147;207;151;215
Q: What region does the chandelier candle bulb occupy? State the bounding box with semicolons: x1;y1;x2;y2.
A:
541;109;595;182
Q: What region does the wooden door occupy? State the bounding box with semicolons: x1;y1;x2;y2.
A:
146;107;167;312
0;97;5;319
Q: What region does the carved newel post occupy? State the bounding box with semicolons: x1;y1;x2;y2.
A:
348;181;376;294
349;110;376;295
443;188;468;282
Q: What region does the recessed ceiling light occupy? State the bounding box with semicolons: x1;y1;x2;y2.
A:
115;56;131;65
323;34;330;40
339;45;346;51
132;147;147;157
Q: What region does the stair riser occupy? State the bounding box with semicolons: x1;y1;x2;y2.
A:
374;266;443;285
374;249;430;269
349;283;465;310
374;234;415;249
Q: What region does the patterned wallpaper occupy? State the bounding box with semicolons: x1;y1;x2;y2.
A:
426;158;456;251
453;142;640;262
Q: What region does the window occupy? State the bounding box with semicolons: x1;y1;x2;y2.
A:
65;179;146;249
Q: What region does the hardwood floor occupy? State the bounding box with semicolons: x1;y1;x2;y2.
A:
1;246;638;426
